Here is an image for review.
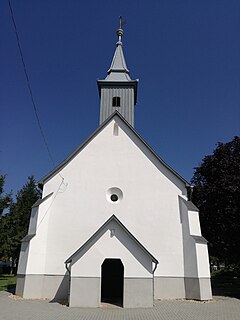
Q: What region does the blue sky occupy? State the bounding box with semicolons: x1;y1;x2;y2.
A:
1;0;239;195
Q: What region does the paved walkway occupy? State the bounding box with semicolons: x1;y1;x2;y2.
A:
0;291;240;320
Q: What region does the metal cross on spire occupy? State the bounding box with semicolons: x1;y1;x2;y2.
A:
116;16;125;45
119;15;123;29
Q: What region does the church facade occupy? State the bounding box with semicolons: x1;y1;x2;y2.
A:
16;24;212;308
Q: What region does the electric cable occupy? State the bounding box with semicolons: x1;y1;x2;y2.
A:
8;0;65;182
8;0;55;167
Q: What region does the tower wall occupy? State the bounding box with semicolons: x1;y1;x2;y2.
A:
100;86;135;126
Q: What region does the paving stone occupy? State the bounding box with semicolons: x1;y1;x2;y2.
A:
0;291;240;320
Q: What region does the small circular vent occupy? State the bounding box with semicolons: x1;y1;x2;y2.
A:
106;187;123;203
110;194;118;202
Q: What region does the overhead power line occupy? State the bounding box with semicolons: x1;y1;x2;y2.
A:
8;0;55;167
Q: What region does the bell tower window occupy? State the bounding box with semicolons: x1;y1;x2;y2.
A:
112;96;120;107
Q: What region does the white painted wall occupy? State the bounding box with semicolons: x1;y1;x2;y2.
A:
179;198;198;277
25;194;53;274
196;243;211;278
25;116;192;278
179;197;210;278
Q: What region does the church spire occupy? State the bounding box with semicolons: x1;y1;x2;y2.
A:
106;17;130;81
97;18;138;126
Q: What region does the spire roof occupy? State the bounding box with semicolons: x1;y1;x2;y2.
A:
105;17;131;81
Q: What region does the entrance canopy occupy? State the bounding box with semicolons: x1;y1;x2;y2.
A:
66;214;158;278
65;215;158;308
66;215;158;307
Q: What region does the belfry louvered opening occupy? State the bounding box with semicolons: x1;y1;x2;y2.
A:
112;96;121;107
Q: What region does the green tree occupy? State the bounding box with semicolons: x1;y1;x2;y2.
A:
191;136;240;266
0;174;12;267
0;176;41;268
0;175;12;216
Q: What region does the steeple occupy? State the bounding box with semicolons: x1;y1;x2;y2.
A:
106;19;130;81
97;18;138;127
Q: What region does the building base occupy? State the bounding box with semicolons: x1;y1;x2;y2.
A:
16;274;212;306
154;276;212;301
16;274;69;302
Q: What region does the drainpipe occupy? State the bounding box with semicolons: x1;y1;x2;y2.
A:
152;261;158;306
65;261;71;306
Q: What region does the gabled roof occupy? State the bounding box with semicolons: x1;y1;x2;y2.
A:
65;214;158;264
38;111;190;186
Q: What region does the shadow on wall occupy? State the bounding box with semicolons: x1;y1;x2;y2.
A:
49;272;69;305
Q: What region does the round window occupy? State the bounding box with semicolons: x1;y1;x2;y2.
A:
110;194;118;202
106;187;123;203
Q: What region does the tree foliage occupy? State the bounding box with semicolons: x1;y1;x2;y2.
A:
191;136;240;265
0;176;41;265
0;175;12;216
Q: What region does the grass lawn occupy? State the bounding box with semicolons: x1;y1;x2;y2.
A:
0;274;16;292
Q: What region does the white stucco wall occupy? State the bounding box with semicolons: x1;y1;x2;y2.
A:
196;243;211;278
179;199;198;277
179;198;211;278
25;194;53;274
26;116;188;277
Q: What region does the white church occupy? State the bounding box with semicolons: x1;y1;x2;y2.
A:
16;23;212;308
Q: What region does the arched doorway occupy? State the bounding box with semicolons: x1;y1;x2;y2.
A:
101;258;124;307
